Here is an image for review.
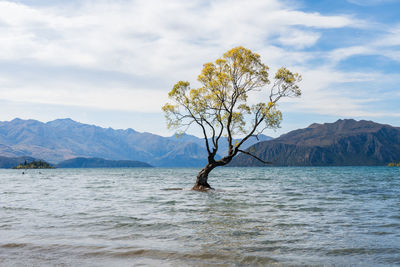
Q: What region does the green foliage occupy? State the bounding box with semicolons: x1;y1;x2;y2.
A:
13;160;54;169
162;46;301;161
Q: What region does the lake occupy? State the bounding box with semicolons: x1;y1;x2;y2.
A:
0;167;399;266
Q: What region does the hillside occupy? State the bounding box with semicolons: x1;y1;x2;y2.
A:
56;157;152;168
0;156;36;168
230;119;400;166
0;118;271;167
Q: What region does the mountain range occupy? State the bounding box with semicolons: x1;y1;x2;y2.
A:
2;118;398;167
230;119;400;166
0;118;271;167
0;156;36;169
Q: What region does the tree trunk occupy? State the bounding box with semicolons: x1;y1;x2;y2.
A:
192;164;216;191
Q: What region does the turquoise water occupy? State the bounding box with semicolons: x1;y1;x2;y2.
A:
0;167;399;266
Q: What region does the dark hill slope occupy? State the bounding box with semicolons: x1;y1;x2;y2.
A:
0;156;36;168
56;157;152;168
230;119;400;166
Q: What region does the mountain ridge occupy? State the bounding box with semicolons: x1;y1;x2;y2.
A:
0;155;37;169
230;119;400;166
0;118;272;167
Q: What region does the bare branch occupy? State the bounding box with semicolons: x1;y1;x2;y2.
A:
234;112;265;151
237;149;272;164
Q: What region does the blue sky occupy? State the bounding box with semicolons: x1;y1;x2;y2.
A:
0;0;399;137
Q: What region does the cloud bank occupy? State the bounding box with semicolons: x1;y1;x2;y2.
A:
0;0;399;134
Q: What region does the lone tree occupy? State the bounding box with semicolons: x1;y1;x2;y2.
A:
163;47;301;191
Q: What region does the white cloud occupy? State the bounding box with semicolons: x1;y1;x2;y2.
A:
373;24;400;47
0;0;360;73
0;0;397;128
325;23;400;64
281;66;400;119
0;85;167;112
277;29;321;49
0;0;365;113
327;46;374;64
0;74;168;112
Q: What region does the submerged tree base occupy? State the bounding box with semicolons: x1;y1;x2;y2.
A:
192;176;214;191
193;167;215;191
192;184;214;192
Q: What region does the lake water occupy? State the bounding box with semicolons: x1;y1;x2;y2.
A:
0;167;399;266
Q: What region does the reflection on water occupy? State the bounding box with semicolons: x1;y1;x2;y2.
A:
0;167;399;266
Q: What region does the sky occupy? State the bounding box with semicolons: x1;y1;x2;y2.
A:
0;0;399;137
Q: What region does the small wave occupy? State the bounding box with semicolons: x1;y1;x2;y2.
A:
1;242;107;252
1;243;28;248
370;231;394;236
84;248;278;265
160;187;248;193
273;223;309;228
1;206;40;212
377;223;400;228
341;188;380;195
295;207;325;212
327;247;400;256
161;187;184;191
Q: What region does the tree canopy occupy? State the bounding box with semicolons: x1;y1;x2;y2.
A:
162;46;301;190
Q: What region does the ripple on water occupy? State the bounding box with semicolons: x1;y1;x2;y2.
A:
0;167;399;266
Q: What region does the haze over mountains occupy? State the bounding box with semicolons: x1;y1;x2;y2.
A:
0;118;270;167
231;119;400;166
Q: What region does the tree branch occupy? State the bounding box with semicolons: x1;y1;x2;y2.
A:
234;113;265;151
237;149;272;164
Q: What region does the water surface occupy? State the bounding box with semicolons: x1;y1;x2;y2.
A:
0;167;399;266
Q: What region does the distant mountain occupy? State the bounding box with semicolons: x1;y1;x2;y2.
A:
57;157;152;168
0;118;272;167
230;119;400;166
0;156;36;168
